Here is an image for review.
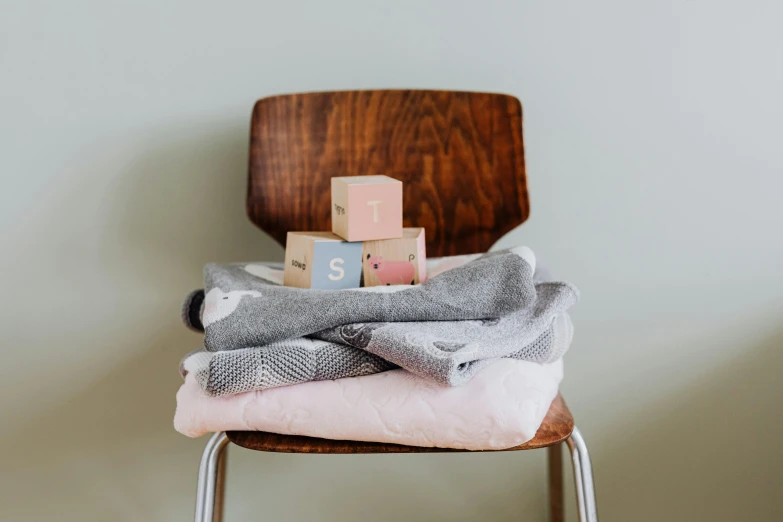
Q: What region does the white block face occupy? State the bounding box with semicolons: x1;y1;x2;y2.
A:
339;175;394;184
331;178;350;241
331;175;403;242
283;232;314;288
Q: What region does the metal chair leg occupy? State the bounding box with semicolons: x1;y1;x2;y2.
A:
213;436;228;522
191;429;596;522
566;427;598;522
195;432;229;522
548;443;564;522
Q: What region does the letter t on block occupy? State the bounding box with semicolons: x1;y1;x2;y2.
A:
331;175;403;242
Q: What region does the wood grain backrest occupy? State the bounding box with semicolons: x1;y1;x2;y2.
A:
247;90;529;257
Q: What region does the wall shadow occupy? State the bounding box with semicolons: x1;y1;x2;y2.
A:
582;328;783;522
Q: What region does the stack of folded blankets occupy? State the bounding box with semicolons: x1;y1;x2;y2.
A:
174;176;579;451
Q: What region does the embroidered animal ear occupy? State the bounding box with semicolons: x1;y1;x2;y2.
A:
509;246;536;274
244;264;284;285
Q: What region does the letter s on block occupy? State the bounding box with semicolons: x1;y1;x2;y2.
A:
328;258;345;280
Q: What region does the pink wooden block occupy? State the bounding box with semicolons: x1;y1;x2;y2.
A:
331;175;403;242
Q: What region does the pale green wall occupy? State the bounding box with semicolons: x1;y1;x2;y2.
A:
1;1;782;520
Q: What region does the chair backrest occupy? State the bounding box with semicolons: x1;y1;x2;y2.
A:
247;90;529;257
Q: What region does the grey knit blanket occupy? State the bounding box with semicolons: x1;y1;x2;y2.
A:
202;247;538;349
181;247;579;396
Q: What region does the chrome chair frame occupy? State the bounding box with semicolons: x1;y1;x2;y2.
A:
193;428;598;522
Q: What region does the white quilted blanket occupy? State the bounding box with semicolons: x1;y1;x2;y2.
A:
174;358;562;450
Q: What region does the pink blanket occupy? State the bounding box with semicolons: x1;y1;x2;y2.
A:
174;358;563;450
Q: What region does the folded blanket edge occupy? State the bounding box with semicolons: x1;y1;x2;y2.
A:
173;358;563;451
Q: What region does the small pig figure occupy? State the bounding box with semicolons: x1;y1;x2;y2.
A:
365;254;416;285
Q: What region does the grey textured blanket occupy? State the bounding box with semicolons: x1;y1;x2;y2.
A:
200;247;538;350
181;248;579;397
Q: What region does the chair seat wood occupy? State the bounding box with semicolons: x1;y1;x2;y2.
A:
227;394;573;454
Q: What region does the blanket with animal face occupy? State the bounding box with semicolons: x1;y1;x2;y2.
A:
200;246;539;349
181;248;579;396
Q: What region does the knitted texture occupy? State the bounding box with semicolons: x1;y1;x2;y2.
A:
200;247;538;350
181;249;579;395
180;309;571;396
311;281;577;385
182;339;396;397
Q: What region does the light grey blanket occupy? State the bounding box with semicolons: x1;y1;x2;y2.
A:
181;248;579;397
200;247;538;350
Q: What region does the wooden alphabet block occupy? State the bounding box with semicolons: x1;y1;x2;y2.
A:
362;228;427;287
284;232;363;289
331;175;403;242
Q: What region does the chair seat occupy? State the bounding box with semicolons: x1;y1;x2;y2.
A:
227;394;574;454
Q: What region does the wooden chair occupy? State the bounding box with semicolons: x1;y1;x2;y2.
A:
193;90;598;522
